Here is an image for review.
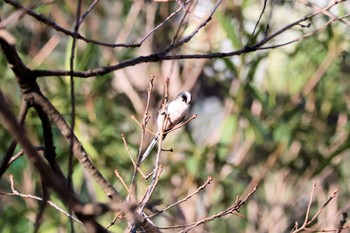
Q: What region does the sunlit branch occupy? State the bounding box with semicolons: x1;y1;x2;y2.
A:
149;176;213;218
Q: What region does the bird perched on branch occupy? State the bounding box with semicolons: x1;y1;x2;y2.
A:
139;91;192;164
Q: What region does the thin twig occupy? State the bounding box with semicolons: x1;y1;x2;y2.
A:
298;0;350;27
260;13;350;50
127;76;155;203
171;0;192;46
146;165;163;200
34;178;49;233
181;186;257;233
137;0;193;44
137;75;156;162
253;0;344;48
7;146;45;167
3;0;190;49
2;175;82;224
115;170;130;193
140;165;163;212
130;115;156;136
300;183;317;232
3;0;140;48
121;134;147;179
105;211;124;230
308;189;338;224
291;184;339;233
164;114;198;135
68;1;82;231
162;0;222;54
139;79;170;213
149;176;213;218
158;185;257;232
78;0;100;26
247;0;268;45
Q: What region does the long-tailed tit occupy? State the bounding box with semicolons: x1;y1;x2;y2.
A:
139;91;192;164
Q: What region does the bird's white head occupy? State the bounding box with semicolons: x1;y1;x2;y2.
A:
176;91;192;105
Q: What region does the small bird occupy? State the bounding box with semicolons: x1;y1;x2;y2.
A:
139;91;192;164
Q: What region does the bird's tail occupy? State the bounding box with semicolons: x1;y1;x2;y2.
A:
139;137;158;164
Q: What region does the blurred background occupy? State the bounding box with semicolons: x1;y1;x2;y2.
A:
0;0;350;232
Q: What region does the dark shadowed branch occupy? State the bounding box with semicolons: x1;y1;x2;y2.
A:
0;25;162;233
0;99;29;178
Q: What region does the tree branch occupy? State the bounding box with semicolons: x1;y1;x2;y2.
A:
30;0;347;79
0;99;29;178
0;90;109;232
0;26;162;233
4;0;141;48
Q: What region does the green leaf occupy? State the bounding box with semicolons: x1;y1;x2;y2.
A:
218;115;238;160
216;11;242;49
242;109;270;143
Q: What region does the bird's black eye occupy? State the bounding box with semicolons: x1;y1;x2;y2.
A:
181;94;187;103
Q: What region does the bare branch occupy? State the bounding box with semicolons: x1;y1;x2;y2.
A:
105;211;124;230
78;0;100;27
4;0;140;48
7;146;44;168
67;2;82;230
149;176;213;218
308;189;338;225
0;27;161;233
115;170;130;193
0;99;29;178
0;90;109;232
138;79;170;215
293;182;317;233
298;0;350;27
162;0;222;54
1;175;82;224
260;13;350;50
159;185;257;232
3;0;190;49
28;0;343;78
131;115;156;136
164;113;198;135
127;76;155;203
336;212;348;233
122;133;147;180
291;184;338;233
137;0;193;45
247;0;268;45
31;0;223;78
